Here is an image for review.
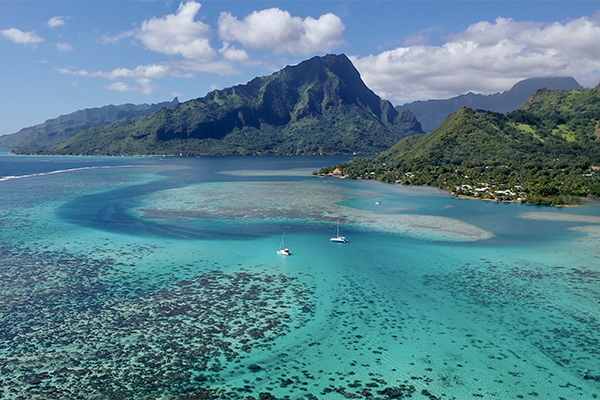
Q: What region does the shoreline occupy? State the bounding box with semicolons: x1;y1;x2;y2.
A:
316;172;583;207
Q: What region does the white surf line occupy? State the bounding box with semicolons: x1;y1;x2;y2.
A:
0;165;146;182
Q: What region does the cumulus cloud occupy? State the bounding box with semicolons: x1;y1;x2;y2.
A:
352;15;600;104
219;42;250;62
47;16;67;28
56;2;347;95
56;43;73;52
136;1;217;61
218;8;345;55
102;1;218;62
1;28;43;44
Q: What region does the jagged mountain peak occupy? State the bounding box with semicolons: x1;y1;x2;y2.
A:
48;54;422;156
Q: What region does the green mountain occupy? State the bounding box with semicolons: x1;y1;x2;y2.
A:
45;54;422;156
322;85;600;205
396;77;584;132
0;98;178;150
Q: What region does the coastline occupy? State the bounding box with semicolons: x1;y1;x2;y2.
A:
316;171;584;207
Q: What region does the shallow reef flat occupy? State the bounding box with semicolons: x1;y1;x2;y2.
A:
347;212;493;242
519;211;600;223
520;211;600;245
133;181;494;242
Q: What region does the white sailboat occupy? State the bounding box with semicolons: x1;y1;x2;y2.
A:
330;221;348;243
277;233;291;255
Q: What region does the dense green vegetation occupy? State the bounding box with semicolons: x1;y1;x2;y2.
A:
1;99;178;150
320;86;600;206
395;77;583;132
33;54;422;156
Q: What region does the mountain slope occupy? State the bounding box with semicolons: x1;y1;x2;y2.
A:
384;84;600;168
379;107;545;167
49;54;422;156
323;84;600;205
396;77;584;132
0;98;179;150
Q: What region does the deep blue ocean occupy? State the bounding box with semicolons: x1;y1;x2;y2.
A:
1;153;600;399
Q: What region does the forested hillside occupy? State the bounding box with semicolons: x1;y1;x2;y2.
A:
396;77;584;132
0;99;178;150
321;85;600;205
39;54;422;156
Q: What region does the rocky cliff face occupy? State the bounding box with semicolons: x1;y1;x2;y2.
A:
51;54;423;156
142;54;411;141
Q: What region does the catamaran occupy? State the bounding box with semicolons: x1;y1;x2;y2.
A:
330;221;348;243
277;233;292;255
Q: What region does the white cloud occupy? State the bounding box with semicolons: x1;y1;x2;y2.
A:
55;3;347;96
1;28;43;44
57;64;171;94
218;8;345;56
93;2;346;94
47;16;67;28
352;15;600;104
104;79;157;94
136;1;217;61
57;64;170;81
170;59;241;76
55;59;240;95
219;42;249;62
104;82;131;92
101;31;134;45
56;43;73;52
56;68;89;77
110;64;171;80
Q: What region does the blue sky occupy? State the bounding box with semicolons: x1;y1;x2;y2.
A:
2;1;600;136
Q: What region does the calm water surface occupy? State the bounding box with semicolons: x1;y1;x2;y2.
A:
1;154;599;399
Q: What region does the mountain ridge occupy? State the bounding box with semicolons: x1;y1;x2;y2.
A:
396;77;585;132
46;54;423;156
0;98;179;150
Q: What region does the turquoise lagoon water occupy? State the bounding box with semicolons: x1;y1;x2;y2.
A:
1;154;600;399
